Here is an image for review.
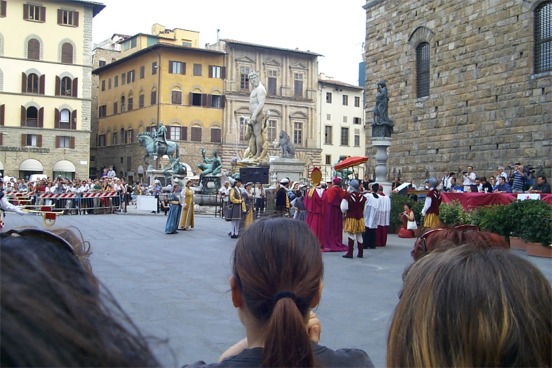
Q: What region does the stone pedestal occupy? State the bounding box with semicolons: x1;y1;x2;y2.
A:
269;158;306;183
199;175;222;195
372;137;392;195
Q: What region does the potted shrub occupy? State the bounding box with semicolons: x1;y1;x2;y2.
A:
516;200;552;258
438;200;471;227
471;204;516;247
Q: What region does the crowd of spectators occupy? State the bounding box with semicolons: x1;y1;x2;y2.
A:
1;175;167;213
390;162;551;194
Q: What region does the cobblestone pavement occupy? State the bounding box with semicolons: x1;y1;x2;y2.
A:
5;207;551;367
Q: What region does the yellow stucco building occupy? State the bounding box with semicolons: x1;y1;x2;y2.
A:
92;31;225;181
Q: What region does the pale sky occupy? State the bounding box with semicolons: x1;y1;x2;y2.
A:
92;0;366;85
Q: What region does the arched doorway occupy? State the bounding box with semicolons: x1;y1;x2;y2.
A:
19;159;43;180
53;160;76;180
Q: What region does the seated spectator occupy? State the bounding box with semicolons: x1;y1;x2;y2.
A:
186;218;374;367
0;227;159;367
479;176;493;193
489;176;497;190
388;244;551;367
494;176;512;193
449;177;464;192
398;203;416;238
529;175;551;194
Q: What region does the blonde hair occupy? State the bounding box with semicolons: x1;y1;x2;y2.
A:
388;245;552;367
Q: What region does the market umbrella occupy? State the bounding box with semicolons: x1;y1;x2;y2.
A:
334;156;369;171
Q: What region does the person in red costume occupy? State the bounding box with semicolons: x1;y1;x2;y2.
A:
323;177;346;252
421;177;442;229
305;169;326;250
341;180;367;258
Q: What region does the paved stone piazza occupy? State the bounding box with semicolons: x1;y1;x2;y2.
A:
5;209;551;367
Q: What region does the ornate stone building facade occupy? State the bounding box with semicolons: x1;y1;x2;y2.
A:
0;0;104;179
363;0;551;183
207;39;323;177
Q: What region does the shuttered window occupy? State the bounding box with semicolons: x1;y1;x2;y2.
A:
211;128;221;143
416;42;430;98
171;90;182;105
28;39;40;60
268;70;277;95
535;1;552;73
294;73;303;97
191;127;202;142
61;43;73;64
293;122;303;145
56;136;74;148
23;4;45;22
57;9;79;26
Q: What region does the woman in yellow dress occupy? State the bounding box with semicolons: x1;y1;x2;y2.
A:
242;182;255;229
178;180;194;230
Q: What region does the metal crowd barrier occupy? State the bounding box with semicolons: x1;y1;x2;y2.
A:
8;192;123;214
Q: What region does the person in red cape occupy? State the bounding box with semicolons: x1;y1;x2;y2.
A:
305;181;326;250
322;177;346;252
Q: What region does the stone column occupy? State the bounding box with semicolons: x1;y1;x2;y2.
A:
372;137;392;195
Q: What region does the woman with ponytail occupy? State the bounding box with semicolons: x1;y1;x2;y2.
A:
186;218;373;367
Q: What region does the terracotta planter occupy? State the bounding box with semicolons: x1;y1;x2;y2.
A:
526;242;552;258
509;236;527;251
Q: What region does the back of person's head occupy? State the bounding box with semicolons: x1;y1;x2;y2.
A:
0;227;159;367
388;245;552;367
232;218;323;367
412;227;509;261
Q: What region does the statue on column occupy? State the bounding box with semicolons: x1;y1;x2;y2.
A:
372;80;394;138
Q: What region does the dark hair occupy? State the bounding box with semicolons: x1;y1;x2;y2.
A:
0;228;159;367
404;202;413;210
294;190;303;198
232;218;323;367
389;245;552;367
538;175;547;182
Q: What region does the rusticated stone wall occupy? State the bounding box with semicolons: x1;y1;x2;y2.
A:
363;0;551;183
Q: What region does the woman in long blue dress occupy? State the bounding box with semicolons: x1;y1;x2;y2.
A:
165;184;181;234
